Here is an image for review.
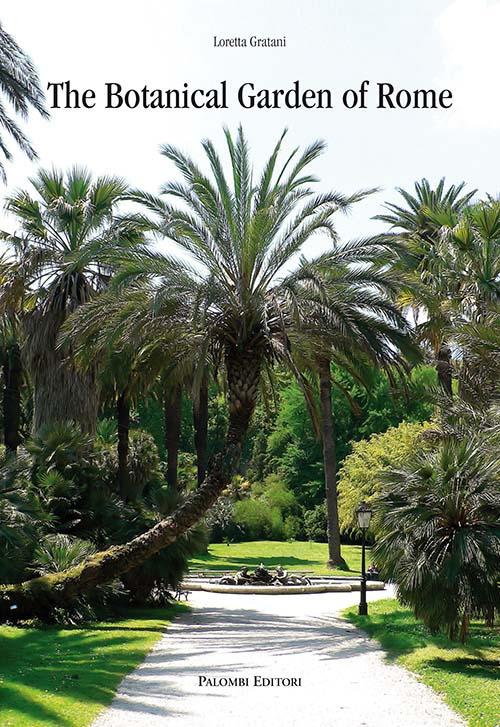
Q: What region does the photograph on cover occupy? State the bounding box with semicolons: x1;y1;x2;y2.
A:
0;2;498;726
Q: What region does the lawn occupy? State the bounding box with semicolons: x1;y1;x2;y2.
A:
344;599;499;727
0;604;187;727
189;540;368;575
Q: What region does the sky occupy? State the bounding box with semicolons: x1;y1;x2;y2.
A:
1;0;499;258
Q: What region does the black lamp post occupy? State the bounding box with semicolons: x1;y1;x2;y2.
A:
357;500;373;616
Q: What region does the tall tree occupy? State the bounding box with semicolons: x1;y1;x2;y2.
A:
1;168;146;435
318;357;344;567
292;260;417;567
375;178;475;395
193;372;209;485
0;128;413;619
164;383;181;489
0;21;48;182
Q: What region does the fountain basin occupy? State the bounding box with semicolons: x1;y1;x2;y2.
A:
181;580;385;595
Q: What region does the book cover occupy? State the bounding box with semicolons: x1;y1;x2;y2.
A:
0;2;498;727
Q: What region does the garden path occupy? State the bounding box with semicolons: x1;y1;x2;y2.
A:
92;587;464;727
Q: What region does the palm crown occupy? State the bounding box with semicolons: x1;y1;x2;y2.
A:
3;167;147;311
0;21;48;182
69;129;414;402
1;168;147;434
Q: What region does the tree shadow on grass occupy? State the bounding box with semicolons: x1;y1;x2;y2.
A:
0;682;73;727
0;609;183;726
347;608;499;663
425;656;499;681
191;554;358;573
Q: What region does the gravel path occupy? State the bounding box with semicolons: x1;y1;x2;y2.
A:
92;587;464;727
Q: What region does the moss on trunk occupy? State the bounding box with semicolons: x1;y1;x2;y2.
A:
0;349;262;622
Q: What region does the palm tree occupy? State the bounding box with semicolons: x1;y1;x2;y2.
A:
96;350;139;499
288;260;417;567
0;21;48;182
1;168;147;435
375;178;476;395
164;382;182;489
193;371;209;486
0;128;414;619
0;253;28;453
455;308;500;408
374;433;500;641
420;198;500;401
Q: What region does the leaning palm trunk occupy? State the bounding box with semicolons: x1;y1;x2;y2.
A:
2;340;22;453
0;349;260;621
318;358;346;569
24;309;99;435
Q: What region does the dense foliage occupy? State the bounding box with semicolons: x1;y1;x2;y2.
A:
337;420;434;535
0;424;205;621
374;432;499;641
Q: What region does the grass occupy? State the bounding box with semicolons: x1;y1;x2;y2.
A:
343;599;499;727
0;604;187;727
189;540;368;575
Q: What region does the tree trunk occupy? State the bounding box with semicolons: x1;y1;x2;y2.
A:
0;347;261;622
318;357;346;569
2;341;22;453
436;343;452;397
193;374;209;486
165;385;181;489
117;388;130;499
25;310;99;435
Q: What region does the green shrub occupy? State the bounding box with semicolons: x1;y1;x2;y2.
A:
96;428;162;499
204;496;242;543
31;533;125;622
258;474;297;512
337;421;433;535
270;508;284;539
0;450;48;584
125;429;162;499
95;418;118;446
303;502;327;542
234;499;276;540
283;514;303;540
230;474;305;541
374;434;500;640
0;423;201;612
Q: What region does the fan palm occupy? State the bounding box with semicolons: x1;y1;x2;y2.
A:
0;21;48;182
423;198;500;401
455;308;500;407
375;178;476;395
1;168;147;434
0;451;49;584
0;128;414;619
374;434;500;641
438;200;500;317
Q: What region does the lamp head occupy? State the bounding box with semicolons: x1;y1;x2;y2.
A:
357;501;373;530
